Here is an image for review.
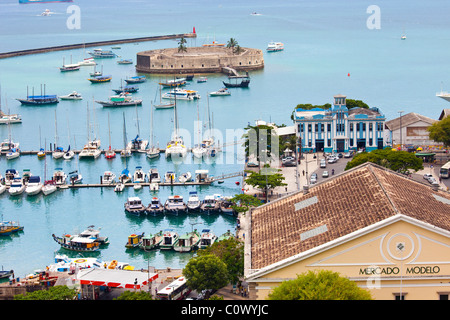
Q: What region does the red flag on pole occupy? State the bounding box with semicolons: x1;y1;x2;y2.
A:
193;26;196;34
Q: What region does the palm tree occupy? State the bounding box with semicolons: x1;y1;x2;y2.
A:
226;38;238;49
178;37;187;53
233;45;243;55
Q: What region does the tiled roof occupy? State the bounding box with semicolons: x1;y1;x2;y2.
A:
385;112;436;131
250;163;450;270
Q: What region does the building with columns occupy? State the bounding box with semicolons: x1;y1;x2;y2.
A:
293;94;386;153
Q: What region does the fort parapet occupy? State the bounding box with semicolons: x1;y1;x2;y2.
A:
136;46;264;74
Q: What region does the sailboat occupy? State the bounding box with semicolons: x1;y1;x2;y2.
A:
127;105;148;152
59;55;80;72
153;84;175;109
79;102;101;159
42;139;57;196
192;99;207;159
165;95;187;160
52;111;64;159
120;112;131;157
37;126;46;159
105;113;116;159
147;100;160;159
63;119;75;160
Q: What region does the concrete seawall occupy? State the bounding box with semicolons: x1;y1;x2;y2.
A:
0;33;196;60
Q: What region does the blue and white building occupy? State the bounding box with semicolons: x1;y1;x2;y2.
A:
294;94;386;153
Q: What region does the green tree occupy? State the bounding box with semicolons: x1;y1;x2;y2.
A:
178;37;187;53
230;193;262;213
243;124;278;160
428;115;450;146
233;44;243;55
226;38;238;49
14;285;78;300
197;238;244;284
345;148;423;172
183;254;229;294
245;165;287;194
114;290;153;300
267;270;372;300
345;99;370;109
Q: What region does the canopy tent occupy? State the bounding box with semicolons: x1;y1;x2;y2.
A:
77;268;158;289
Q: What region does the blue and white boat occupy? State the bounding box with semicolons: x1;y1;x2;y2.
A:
17;95;59;105
125;76;146;84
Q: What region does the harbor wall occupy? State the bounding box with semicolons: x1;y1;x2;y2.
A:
0;33;196;60
136;46;264;74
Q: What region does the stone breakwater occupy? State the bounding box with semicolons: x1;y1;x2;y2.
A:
136;46;264;74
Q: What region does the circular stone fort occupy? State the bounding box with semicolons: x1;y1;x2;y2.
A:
136;46;264;74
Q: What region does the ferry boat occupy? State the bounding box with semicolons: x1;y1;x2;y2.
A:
8;177;26;196
158;78;186;88
146;197;164;216
52;234;100;252
162;88;201;100
88;48;116;58
164;195;187;215
173;230;201;252
125;232;144;249
186;191;201;212
16;95;59;105
102;171;116;184
59;91;82;100
88;75;112;83
125;76;146;84
159;229;179;250
199;229;218;249
124;197;146;215
95;93;142;107
25;176;43;196
266;41;284;52
200;195;220;214
209;88;231;96
139;231;163;251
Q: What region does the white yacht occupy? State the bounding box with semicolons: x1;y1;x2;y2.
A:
8;177;25;196
4;169;20;186
0;113;22;124
436;90;450;102
133;166;146;183
42;181;57;196
266;42;284;52
148;168;161;183
186;191;201;212
25;176;43;196
164;171;176;183
1;140;19;152
6;148;20;160
179;172;192;183
60;91;83;100
162;88;201;101
118;168;132;184
78;58;97;66
102;171;116;184
165;138;187;159
52;168;67;186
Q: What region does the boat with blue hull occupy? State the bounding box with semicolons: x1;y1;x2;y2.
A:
17;95;59;105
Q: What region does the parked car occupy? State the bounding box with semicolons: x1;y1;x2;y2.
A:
322;171;329;178
320;159;327;168
423;173;433;180
428;177;437;184
310;173;317;184
344;152;352;158
328;157;337;164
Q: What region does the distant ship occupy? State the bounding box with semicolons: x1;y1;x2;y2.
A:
19;0;73;3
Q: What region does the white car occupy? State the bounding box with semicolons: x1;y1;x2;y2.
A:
423;173;433;180
322;171;329;178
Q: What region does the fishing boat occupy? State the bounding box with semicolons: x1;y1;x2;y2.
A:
186;191;201;212
173;230;201;252
178;172;192;183
118;168;132;184
158;78;186;88
219;199;236;216
199;229;218;249
124;197;146;215
125;232;144;249
223;78;250;88
146;197;164;216
112;85;139;94
102;171;116;184
133;166;146;184
218;230;235;241
0;215;24;236
59;91;82;100
68;170;83;184
88;75;112;83
117;59;133;65
25;176;43;196
200;195;220;214
148;168;161;183
162;88;200;100
96;92;142;107
159;229;179;250
164;171;176;183
8;177;26;196
266;41;284;52
5;169;20;186
88;48;116;58
52;233;100;252
125;76;146;84
6;148;20;160
197;77;207;83
78;57;96;66
52;168;67;186
139;231;163;251
164;195;187;215
209;88;231;96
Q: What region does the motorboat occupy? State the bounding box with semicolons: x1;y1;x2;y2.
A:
219;199;236;216
266;41;284;52
164;171;176;183
79;225;109;245
139;231;163;251
25;176;43;196
52;168;67;186
197;77;207;83
88;48;116;58
159;229;179;250
78;58;96;66
173;230;201;252
128;135;148;152
0;183;6;195
199;229;218;249
1;140;19;152
4;169;19;186
159;78;186;88
22;169;32;185
148;168;161;183
117;59;133;65
42;180;57;196
59;91;82;100
186;191;201;212
218;230;235;241
0;113;22;124
102;171;116;184
178;172;192;183
133;166;146;183
68;170;83;184
125;232;144;249
6;148;20;160
209;88;231;96
200;195;220;214
164;195;187;215
8;177;25;196
96;93;142;107
146;197;164;216
118;168;132;184
162;88;200;100
124;197;146;215
125;76;146;84
112;85;139;94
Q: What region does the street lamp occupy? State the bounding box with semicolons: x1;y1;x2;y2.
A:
398;110;404;150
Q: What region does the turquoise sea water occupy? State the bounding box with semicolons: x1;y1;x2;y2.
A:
1;0;450;277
